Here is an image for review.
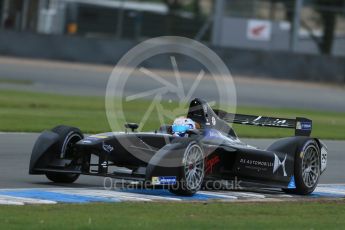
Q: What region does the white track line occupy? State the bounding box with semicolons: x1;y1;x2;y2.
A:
0;184;344;205
198;192;238;199
0;195;57;205
225;192;266;199
55;188;182;201
0;199;24;205
315;188;345;196
58;189;152;202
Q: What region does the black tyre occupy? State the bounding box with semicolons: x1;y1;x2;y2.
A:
45;172;80;183
284;140;320;195
45;125;83;183
169;143;205;196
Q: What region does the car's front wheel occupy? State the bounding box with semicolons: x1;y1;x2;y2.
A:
169;143;205;196
45;125;83;183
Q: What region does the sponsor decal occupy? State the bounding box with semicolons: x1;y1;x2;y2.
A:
151;177;160;185
239;153;288;176
203;105;208;114
205;155;220;174
321;147;327;172
239;157;274;172
239;158;273;168
242;116;288;127
102;142;114;153
151;176;177;185
211;116;216;126
205;129;222;138
89;135;108;139
296;122;301;130
247;19;272;41
84;134;112;142
302;122;312;130
300;151;304;159
253;116;262;122
273;154;287;176
296;121;312;131
84;137;101;142
101;161;108;168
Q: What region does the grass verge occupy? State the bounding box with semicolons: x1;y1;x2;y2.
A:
0;201;344;229
1;90;344;139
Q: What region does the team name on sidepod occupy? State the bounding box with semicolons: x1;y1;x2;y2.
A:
240;158;273;167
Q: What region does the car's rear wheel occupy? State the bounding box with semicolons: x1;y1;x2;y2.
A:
169;143;205;196
284;140;320;195
45;125;83;183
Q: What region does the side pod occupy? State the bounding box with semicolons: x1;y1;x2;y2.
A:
29;131;59;174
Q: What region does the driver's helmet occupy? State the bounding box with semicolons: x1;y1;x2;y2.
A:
172;117;196;137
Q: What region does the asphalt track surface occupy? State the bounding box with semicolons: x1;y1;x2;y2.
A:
0;57;344;203
0;57;344;112
0;133;343;189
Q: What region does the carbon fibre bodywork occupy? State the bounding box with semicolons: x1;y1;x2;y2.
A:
29;98;327;193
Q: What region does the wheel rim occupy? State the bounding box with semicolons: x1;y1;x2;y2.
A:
61;132;82;159
302;145;320;188
183;144;204;190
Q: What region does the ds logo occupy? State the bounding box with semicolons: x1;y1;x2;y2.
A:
273;153;287;176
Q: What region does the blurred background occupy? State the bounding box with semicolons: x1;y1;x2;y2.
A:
0;0;344;136
0;0;344;82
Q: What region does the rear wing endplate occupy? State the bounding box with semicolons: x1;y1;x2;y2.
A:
214;109;312;137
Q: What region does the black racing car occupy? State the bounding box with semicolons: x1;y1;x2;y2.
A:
29;98;327;196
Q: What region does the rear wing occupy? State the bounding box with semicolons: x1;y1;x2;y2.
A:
214;109;312;137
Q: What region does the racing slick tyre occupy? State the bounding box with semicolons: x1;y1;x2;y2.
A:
45;125;83;183
169;143;205;196
283;140;320;195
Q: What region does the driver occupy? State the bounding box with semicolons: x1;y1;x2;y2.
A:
172;117;198;137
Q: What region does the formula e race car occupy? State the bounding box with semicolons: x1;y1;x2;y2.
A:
29;98;327;196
